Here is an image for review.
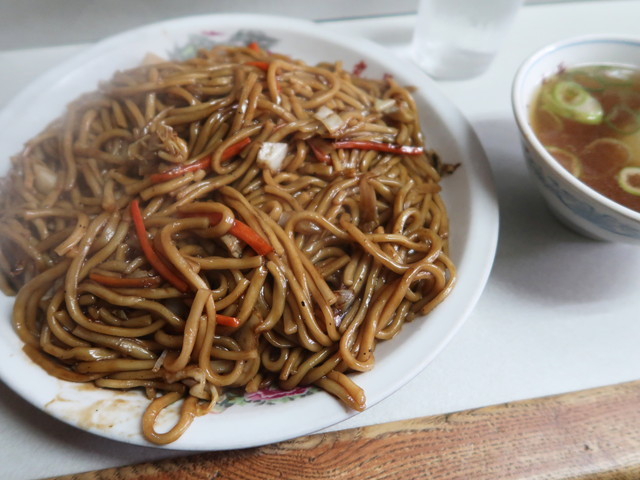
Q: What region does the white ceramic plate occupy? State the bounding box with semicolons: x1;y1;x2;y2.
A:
0;14;498;450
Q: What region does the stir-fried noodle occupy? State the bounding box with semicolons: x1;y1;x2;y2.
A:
0;44;455;444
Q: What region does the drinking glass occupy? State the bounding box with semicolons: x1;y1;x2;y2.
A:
412;0;524;79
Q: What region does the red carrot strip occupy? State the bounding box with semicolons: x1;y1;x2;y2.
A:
245;60;270;71
247;41;261;53
89;272;162;288
352;60;367;77
180;211;273;256
333;140;424;156
130;202;259;326
219;137;251;162
150;138;252;184
130;200;190;292
215;314;241;328
308;138;332;163
149;157;210;183
245;61;282;92
228;219;273;256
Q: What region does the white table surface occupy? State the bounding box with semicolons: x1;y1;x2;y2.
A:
2;1;640;479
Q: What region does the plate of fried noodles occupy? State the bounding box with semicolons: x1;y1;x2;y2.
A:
0;14;498;449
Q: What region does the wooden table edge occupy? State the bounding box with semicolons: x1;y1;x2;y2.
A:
49;379;640;480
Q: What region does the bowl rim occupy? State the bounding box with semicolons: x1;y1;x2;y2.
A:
511;34;640;224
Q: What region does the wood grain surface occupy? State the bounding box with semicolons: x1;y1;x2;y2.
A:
50;380;640;480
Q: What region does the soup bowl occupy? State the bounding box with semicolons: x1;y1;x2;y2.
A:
512;35;640;244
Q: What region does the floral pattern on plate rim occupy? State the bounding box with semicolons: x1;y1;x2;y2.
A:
213;386;318;412
169;29;375;77
169;29;280;61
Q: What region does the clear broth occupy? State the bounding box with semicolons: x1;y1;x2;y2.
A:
530;64;640;212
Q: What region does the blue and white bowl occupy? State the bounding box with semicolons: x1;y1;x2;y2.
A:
512;35;640;243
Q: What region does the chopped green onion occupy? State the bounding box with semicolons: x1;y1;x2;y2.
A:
622;90;640;114
617;166;640;196
580;137;631;178
604;105;640;134
541;80;604;125
546;146;582;178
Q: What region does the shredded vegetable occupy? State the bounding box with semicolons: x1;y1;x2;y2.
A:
215;314;241;328
314;106;345;134
617;166;640;196
541;80;604;125
150;138;251;183
180;211;274;256
546;146;582;178
604;105;640;134
130;200;190;292
257;142;288;172
333;140;424;156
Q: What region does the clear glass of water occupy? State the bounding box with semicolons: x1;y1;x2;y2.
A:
412;0;524;80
